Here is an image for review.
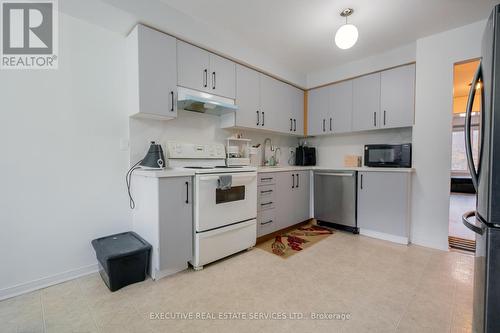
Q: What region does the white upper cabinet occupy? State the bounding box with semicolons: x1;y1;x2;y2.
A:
380;64;415;129
330;80;353;133
260;74;282;132
222;67;304;134
177;41;210;93
308;86;330;136
127;24;178;119
177;40;236;99
306;64;415;136
233;65;261;128
209;53;236;99
282;82;304;135
352;72;381;132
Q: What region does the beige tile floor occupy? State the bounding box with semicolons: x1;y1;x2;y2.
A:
0;231;474;333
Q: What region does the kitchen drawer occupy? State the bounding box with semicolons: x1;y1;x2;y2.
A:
258;174;276;186
258;184;276;206
258;186;276;211
257;209;277;237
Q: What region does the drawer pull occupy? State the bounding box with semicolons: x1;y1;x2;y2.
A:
260;177;274;182
260;220;273;225
260;190;273;194
261;202;273;206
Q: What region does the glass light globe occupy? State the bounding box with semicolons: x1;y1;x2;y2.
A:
335;24;359;49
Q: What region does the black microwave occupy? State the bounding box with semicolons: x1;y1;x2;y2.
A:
364;144;412;168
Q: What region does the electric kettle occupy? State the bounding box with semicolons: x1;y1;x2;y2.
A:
139;142;165;169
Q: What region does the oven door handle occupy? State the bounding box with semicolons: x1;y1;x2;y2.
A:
198;174;257;185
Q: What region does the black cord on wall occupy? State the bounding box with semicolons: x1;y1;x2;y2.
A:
126;160;143;209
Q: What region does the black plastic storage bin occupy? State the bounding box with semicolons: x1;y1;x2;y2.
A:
91;231;151;292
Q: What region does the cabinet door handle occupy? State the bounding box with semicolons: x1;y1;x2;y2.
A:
260;220;273;225
185;181;189;204
256;111;260;126
262;112;265;126
292;174;295;189
373;112;377;127
212;71;216;90
203;69;208;88
294;119;297;132
296;173;299;188
323;119;326;132
360;174;363;190
290;118;293;131
330;117;332;131
170;91;174;112
383;110;386;126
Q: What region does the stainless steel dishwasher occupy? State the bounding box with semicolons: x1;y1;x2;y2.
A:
314;170;358;233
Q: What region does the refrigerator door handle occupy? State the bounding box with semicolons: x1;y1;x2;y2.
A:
465;61;483;191
462;210;484;235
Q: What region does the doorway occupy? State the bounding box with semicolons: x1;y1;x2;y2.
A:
449;59;481;252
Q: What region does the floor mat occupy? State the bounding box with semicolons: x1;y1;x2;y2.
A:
257;223;334;258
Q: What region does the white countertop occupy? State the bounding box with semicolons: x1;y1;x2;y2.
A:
257;166;415;173
133;168;196;178
134;165;415;178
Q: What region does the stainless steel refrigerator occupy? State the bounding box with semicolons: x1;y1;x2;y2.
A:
462;5;500;333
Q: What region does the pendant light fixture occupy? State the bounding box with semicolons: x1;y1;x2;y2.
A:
335;8;358;50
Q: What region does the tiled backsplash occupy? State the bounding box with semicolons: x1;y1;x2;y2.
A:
129;111;299;166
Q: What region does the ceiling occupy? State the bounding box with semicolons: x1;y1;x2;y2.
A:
60;0;497;84
158;0;496;75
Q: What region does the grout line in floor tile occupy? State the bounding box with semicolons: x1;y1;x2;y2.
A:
394;250;432;331
76;275;101;333
40;291;46;333
448;258;460;333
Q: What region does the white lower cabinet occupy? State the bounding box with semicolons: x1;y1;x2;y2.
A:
132;176;193;280
257;171;311;237
357;172;411;244
257;209;277;237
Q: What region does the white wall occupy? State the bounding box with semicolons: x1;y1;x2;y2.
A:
411;20;486;250
129;112;299;167
308;128;413;168
0;13;131;298
307;43;416;88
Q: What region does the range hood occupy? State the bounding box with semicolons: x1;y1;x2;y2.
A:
177;87;238;115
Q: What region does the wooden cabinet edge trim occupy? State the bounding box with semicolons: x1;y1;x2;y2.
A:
307;61;416;91
304;91;308;136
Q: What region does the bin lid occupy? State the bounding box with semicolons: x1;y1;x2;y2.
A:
91;231;151;262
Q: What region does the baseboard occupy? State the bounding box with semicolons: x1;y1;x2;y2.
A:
360;228;409;245
0;264;99;301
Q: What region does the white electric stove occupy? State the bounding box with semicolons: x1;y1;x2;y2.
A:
166;142;257;270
